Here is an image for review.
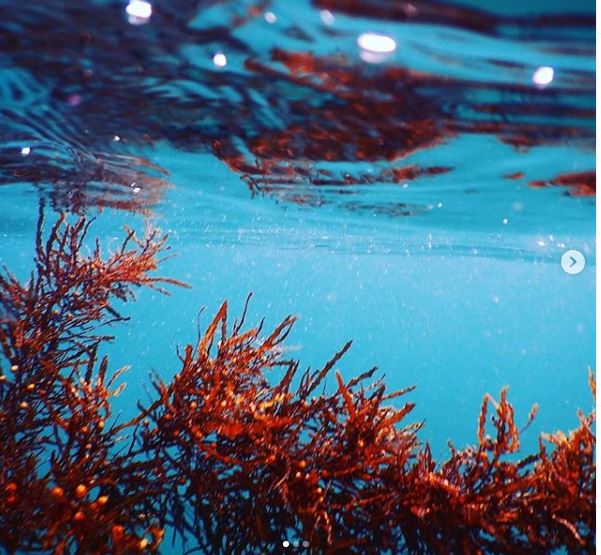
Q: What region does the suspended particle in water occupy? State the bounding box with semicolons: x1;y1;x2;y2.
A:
264;11;277;24
21;146;31;156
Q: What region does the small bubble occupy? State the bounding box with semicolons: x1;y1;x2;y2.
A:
282;540;290;548
264;11;277;23
502;218;509;224
21;146;31;156
113;135;121;142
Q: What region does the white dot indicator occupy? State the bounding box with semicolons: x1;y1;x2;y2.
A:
532;66;554;87
212;52;227;68
21;146;31;156
282;540;290;547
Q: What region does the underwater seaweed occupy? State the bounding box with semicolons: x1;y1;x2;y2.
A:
0;210;596;554
0;205;184;553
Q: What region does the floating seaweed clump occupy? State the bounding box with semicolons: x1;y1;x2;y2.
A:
0;210;595;554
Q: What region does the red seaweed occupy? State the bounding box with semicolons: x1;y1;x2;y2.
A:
0;210;596;553
529;170;595;197
0;205;185;553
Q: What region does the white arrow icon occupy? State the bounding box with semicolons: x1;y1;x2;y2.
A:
561;250;586;275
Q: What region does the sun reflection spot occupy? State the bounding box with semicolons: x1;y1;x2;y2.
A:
212;52;227;68
357;32;397;54
320;9;335;25
126;0;152;25
532;66;554;87
358;33;397;64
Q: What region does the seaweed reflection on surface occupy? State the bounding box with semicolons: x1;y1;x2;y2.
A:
0;210;595;554
0;0;595;213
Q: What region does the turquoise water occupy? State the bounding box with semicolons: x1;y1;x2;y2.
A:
0;0;595;538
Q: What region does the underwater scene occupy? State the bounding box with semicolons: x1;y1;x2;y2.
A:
0;0;596;553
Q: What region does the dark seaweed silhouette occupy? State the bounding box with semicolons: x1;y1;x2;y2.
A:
0;210;595;553
529;170;596;197
314;0;596;45
0;0;594;213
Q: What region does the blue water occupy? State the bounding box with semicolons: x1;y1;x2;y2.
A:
0;0;595;473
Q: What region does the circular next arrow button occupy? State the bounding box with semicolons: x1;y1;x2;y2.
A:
561;250;586;275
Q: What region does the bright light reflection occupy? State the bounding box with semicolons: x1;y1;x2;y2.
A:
357;32;396;54
21;146;31;156
532;66;554;87
264;11;277;24
126;0;152;24
212;52;227;68
320;9;335;25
